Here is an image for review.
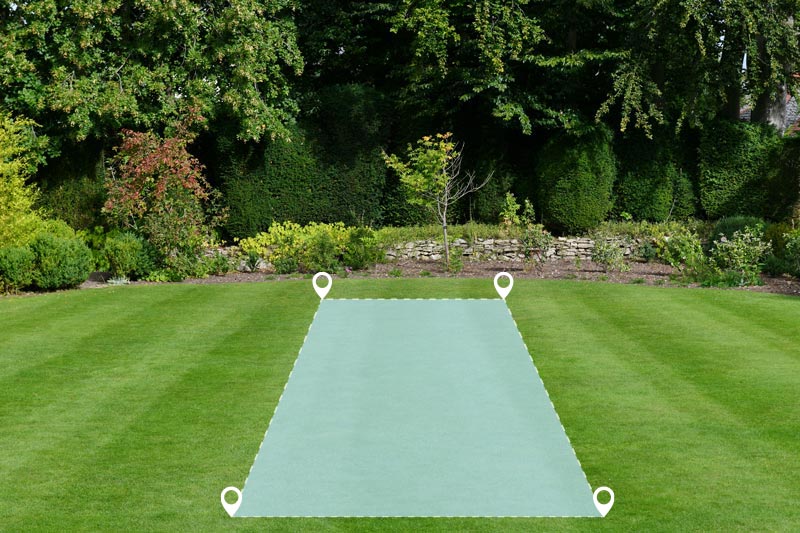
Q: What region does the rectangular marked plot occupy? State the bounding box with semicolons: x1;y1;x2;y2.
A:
238;299;599;517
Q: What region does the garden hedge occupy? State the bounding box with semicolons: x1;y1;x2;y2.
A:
698;120;781;219
537;126;616;234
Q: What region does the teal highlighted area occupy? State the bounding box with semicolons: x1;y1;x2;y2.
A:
238;299;599;517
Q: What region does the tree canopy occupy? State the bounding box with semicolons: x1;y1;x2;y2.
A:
1;0;302;151
2;0;799;233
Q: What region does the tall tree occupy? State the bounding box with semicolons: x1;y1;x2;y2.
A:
0;0;303;150
596;0;800;134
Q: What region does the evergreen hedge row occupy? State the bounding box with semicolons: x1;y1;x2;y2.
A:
698;121;782;219
536;127;616;234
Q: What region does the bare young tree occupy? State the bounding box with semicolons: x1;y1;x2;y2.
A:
384;133;491;271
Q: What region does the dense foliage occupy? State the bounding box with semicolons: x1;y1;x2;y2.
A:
29;231;93;290
0;246;35;293
2;0;800;287
615;135;696;221
237;221;383;273
1;0;302;147
0;112;46;247
104;115;225;278
536;128;616;234
698;121;782;219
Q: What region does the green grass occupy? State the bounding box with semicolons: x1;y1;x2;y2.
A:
1;280;799;531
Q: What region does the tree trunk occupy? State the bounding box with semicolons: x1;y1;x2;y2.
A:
567;28;577;53
719;27;745;121
442;219;450;272
751;34;790;132
751;85;788;131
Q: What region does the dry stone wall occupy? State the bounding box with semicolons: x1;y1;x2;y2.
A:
217;236;639;272
385;237;637;262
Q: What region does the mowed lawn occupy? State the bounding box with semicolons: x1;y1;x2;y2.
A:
1;279;798;532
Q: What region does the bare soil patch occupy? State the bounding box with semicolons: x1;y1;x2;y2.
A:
79;259;800;297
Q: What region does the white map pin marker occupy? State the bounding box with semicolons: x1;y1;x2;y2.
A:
220;486;241;517
493;272;514;300
312;272;332;299
593;486;614;517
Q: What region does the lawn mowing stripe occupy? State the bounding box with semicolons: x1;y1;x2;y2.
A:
666;289;800;353
0;287;162;376
1;288;251;456
25;290;316;530
510;282;800;530
2;279;799;532
578;289;800;431
527;283;800;454
0;286;211;416
0;282;319;531
0;288;232;473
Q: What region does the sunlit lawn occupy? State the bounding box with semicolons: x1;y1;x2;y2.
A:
1;279;798;531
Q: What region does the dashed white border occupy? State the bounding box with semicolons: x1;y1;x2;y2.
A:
237;514;598;518
328;298;495;300
237;297;599;519
240;306;321;494
502;303;597;500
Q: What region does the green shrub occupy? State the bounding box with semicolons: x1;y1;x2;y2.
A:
30;232;93;290
379;180;433;227
343;227;383;269
471;166;517;224
614;134;697;222
40;219;82;239
239;222;348;273
618;164;697;222
238;221;306;267
516;199;554;268
310;83;388;226
698;120;782;218
761;254;793;277
0;246;35;293
221;131;321;238
785;230;800;276
766;137;800;220
447;247;464;274
272;256;299;275
637;241;657;262
591;234;630;273
598;219;711;241
764;222;793;258
712;216;766;241
133;240;159;280
104;232;144;279
617;167;672;222
537;127;616;234
375;223;514;248
303;229;340;272
40;175;105;231
244;250;261;272
710;227;771;286
499;192;521;228
79;226;111;271
205;251;233;276
657;229;709;277
0;112;47;248
239;221;384;273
